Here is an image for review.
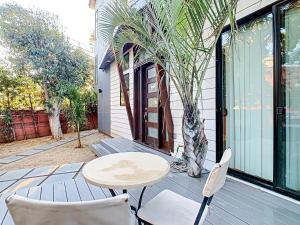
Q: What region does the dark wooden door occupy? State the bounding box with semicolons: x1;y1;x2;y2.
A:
144;65;160;147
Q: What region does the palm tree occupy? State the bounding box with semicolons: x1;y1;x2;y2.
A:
99;0;238;177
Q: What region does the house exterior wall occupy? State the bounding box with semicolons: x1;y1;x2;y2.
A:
95;0;280;170
170;0;279;170
94;0;112;134
109;49;134;139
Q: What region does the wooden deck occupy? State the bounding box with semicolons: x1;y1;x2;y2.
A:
0;138;299;225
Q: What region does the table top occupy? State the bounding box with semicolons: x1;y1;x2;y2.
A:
82;152;170;189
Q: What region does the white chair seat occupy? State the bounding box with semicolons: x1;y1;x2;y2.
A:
138;190;202;225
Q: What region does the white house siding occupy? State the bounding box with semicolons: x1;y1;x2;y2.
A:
169;0;279;170
99;0;280;170
109;49;134;139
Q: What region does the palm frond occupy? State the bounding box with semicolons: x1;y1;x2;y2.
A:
98;0;238;106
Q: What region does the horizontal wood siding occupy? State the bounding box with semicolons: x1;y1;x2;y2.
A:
104;0;279;170
109;49;134;139
169;0;279;170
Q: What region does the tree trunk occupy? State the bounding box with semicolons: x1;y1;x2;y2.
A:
43;83;63;140
76;122;82;148
48;98;63;140
182;104;208;177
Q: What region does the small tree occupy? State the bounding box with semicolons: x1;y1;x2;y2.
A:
99;0;238;177
0;4;89;140
0;66;17;110
64;85;85;148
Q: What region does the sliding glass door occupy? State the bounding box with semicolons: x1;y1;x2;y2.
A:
277;0;300;193
222;14;274;181
219;0;300;199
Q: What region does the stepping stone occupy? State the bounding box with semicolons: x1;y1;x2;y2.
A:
16;149;44;156
31;145;52;150
54;162;84;174
0;168;33;182
24;165;59;178
0;155;26;164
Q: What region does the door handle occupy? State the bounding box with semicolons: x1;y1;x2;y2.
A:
276;107;285;115
144;113;148;121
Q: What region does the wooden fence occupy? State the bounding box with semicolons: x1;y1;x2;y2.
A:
0;110;98;143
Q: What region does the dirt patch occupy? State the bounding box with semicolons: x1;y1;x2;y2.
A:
0;131;109;171
0;136;55;159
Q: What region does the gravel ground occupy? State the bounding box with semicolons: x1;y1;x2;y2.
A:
0;131;108;171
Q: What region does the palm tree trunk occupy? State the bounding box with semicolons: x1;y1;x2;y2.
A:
182;104;208;177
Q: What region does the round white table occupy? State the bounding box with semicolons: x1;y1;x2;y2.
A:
82;152;170;212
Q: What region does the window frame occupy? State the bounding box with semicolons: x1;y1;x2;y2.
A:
215;0;300;201
120;73;130;106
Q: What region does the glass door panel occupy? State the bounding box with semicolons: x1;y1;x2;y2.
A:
145;66;159;147
222;13;274;181
278;1;300;193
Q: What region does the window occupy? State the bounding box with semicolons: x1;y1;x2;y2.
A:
222;13;274;181
277;0;300;194
218;0;300;198
123;53;130;71
120;73;129;106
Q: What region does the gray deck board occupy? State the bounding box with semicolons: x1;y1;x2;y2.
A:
0;168;33;182
0;171;7;177
64;179;81;202
23;165;58;178
54;162;84;174
53;182;67;202
0;138;299;225
27;186;42;200
3;176;46;194
86;182;107;200
74;176;94;201
42;172;76;184
40;183;54;201
91;137;300;225
0;181;16;193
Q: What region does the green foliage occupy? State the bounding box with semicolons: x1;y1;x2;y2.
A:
0;3;90;138
0;109;14;142
99;0;238;108
0;66;44;110
13;76;44;110
64;85;86;129
0;3;89;107
0;66;17;109
64;85;87;148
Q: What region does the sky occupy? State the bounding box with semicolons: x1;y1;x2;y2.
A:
0;0;95;51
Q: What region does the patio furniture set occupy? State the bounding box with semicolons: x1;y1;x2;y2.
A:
5;149;232;225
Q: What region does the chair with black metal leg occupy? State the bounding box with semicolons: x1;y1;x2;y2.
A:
137;148;232;225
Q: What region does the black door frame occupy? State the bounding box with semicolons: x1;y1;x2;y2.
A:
216;0;300;200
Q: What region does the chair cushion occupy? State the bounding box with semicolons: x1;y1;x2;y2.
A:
138;190;203;225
